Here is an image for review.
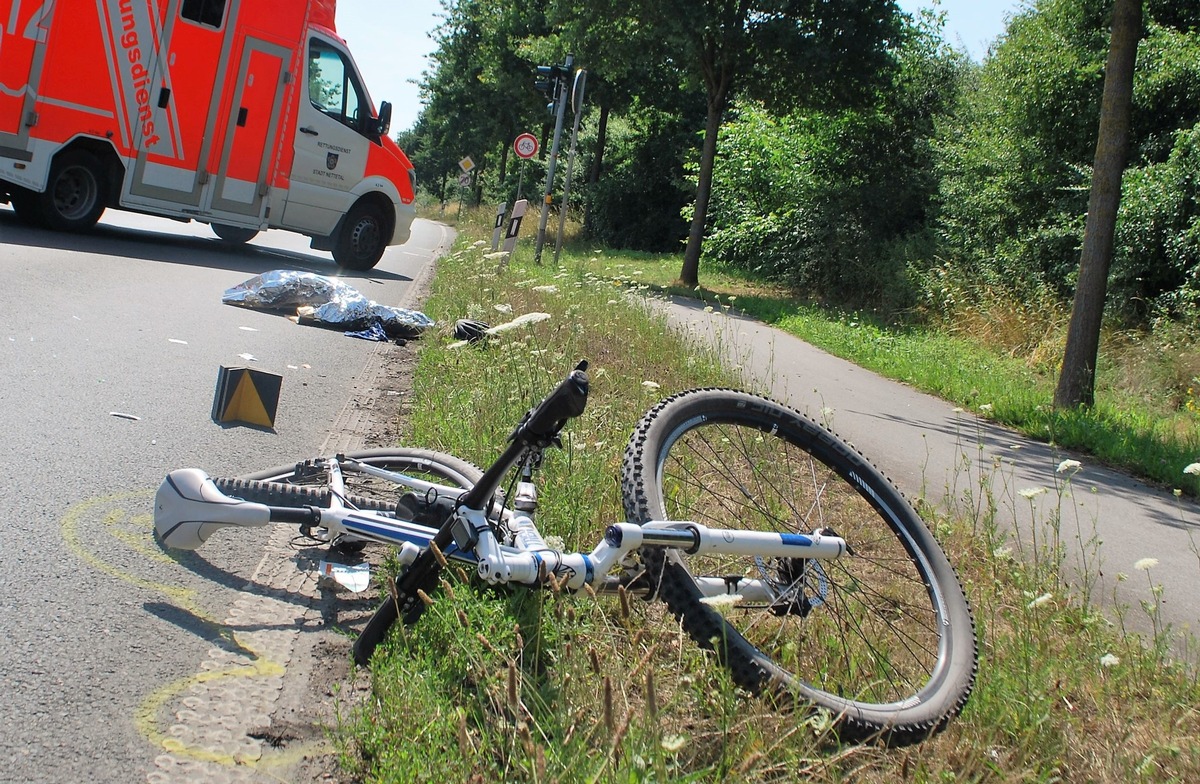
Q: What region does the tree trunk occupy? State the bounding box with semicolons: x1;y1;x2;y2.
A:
583;101;610;236
678;93;726;288
1054;0;1142;409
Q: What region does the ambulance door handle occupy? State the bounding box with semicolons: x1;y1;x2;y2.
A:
237;107;248;127
300;127;319;136
157;88;171;109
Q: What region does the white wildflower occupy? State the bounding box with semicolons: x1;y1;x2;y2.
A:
483;251;509;260
543;535;565;552
1027;592;1053;609
1099;653;1120;668
489;312;551;334
661;735;688;753
1134;557;1158;571
471;240;486;248
979;403;994;413
1057;459;1082;474
1184;462;1200;476
493;303;512;313
993;546;1012;559
1019;487;1048;499
642;381;661;391
532;285;558;294
952;407;964;414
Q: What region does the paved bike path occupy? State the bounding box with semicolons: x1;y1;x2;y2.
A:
661;296;1199;646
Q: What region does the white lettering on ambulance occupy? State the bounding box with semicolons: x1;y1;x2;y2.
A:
117;0;159;147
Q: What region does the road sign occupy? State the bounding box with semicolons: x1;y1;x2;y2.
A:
513;132;538;160
458;156;475;173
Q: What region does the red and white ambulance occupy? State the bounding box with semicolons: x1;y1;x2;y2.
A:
0;0;416;270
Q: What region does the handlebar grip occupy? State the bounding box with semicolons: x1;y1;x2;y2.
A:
513;360;589;443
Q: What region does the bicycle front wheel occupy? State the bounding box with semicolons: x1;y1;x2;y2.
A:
621;389;976;745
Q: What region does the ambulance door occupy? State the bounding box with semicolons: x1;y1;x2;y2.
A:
282;34;370;233
205;35;287;219
124;0;231;208
0;0;52;155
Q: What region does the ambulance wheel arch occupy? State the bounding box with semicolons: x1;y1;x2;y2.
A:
36;142;123;232
331;193;394;271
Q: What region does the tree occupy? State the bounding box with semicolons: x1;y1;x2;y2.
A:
411;0;554;199
676;1;904;288
553;0;903;287
1054;0;1143;409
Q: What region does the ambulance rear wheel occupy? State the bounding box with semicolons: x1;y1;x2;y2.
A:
38;150;106;232
333;201;388;271
212;224;259;244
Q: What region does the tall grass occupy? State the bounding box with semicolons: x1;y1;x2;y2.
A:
336;213;1200;782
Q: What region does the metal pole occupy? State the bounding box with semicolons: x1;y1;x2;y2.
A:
554;70;586;266
533;53;573;265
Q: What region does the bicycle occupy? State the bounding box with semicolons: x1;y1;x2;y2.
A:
154;360;977;745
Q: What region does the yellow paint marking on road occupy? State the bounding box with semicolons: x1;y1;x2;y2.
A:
63;490;332;772
61;490;202;614
102;506;175;564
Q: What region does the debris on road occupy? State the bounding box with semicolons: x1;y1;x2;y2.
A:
223;270;434;340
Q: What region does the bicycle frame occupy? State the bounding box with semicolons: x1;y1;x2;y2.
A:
156;454;849;599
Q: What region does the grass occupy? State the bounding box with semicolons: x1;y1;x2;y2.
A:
331;210;1200;782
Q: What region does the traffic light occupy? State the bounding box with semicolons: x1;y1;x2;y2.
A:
534;65;557;96
533;63;573;115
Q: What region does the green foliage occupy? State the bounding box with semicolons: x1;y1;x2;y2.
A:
931;0;1200;323
1115;122;1200;318
584;106;696;252
701;14;963;312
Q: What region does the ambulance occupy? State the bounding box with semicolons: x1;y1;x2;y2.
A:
0;0;417;270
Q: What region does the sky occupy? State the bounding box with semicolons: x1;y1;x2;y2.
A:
335;1;1023;136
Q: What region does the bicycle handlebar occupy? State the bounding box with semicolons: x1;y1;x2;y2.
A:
511;359;589;445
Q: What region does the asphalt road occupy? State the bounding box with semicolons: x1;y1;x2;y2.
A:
0;209;449;783
664;297;1200;647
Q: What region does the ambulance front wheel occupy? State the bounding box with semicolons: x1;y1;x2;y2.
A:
38;150;106;232
333;201;389;271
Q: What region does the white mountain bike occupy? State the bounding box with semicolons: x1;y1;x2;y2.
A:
154;360;977;745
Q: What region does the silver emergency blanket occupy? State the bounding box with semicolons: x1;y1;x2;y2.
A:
222;270;434;339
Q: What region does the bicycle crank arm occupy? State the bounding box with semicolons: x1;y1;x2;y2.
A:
604;522;847;560
154;469;319;550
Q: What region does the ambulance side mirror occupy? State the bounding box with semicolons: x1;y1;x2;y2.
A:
376;101;392;137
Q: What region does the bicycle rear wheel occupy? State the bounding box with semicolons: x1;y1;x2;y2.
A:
215;448;482;516
621;389;976;745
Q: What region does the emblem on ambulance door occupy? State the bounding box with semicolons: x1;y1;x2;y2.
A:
326;152;339;170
